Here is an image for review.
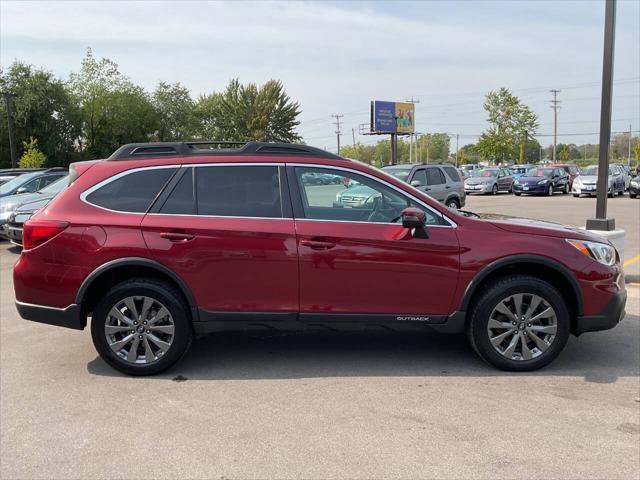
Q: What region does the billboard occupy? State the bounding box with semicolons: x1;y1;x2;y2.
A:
370;101;415;134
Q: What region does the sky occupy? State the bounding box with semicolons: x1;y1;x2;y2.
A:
1;0;639;153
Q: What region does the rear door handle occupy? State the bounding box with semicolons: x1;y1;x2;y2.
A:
300;239;336;250
160;232;195;242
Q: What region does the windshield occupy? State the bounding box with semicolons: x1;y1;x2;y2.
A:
0;171;39;195
510;166;530;174
526;168;554;177
38;175;69;194
383;167;412;182
470;168;498;178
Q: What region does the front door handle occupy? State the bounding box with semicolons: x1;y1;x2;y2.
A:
300;239;336;250
160;232;195;242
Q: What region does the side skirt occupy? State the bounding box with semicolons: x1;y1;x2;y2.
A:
193;309;466;336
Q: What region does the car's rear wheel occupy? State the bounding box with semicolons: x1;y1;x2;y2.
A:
447;198;460;209
91;278;192;376
563;183;570;194
467;275;570;371
514;192;521;196
573;194;579;197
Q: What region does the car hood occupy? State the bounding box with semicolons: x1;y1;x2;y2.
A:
465;177;495;184
340;186;377;197
13;196;53;213
577;175;611;184
517;176;550;184
479;213;608;242
0;191;48;212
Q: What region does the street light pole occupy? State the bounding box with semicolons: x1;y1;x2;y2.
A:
586;0;617;231
2;92;17;168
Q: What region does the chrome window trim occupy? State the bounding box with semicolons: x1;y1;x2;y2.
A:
80;162;457;227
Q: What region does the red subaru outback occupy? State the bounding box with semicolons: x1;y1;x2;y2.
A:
14;142;626;375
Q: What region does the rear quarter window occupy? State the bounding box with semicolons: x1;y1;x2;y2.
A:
442;166;461;182
85;168;175;213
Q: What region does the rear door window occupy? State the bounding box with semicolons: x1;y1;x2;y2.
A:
195;165;283;218
426;168;445;186
85;168;175;213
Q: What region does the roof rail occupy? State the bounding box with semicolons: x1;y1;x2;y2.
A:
107;141;344;161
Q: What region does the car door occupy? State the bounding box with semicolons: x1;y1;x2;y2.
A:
425;167;447;201
498;168;512;191
141;164;299;319
289;164;460;319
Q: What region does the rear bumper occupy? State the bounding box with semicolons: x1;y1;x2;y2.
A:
15;301;85;330
574;289;626;335
5;224;23;245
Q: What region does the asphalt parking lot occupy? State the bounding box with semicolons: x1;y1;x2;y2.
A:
1;194;638;479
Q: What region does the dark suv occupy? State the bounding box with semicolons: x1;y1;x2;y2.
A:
14;142;626;375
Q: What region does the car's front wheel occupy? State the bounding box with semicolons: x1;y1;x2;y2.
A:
91;278;193;376
467;275;570;371
491;184;498;195
447;198;460;209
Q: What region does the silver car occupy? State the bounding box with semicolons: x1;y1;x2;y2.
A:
572;165;625;197
464;167;514;195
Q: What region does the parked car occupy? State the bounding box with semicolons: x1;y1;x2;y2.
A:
3;197;51;245
464;167;514;195
513;167;570;196
0;168;67;198
460;164;481;177
0;168;49;186
611;163;631;190
0;175;69;240
549;164;581;189
382;164;465;209
629;177;638;199
572;165;625;197
509;164;536;181
14;141;625;375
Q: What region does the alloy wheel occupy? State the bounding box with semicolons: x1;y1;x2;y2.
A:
486;293;557;361
104;296;175;365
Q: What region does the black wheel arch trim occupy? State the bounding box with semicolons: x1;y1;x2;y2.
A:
458;255;584;316
76;257;199;320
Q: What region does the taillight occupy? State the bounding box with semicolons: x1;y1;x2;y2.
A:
22;220;69;250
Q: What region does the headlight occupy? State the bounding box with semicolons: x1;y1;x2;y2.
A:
573;178;582;186
514;179;520;184
631;180;638;187
538;179;548;185
566;239;616;266
0;211;11;221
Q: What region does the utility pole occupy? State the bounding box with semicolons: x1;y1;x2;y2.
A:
584;144;587;162
455;134;460;167
550;89;561;162
332;114;343;155
352;128;356;149
2;92;17;168
405;97;420;162
628;124;632;166
587;0;616;231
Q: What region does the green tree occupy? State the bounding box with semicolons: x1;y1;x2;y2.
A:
197;78;301;142
152;82;196;141
634;141;640;162
559;145;570;162
339;143;376;164
477;88;538;164
70;48;157;158
416;133;450;163
18;137;46;168
0;62;81;167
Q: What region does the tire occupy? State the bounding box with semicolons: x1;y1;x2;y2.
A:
466;275;570;371
91;278;193;376
491;184;498;195
563;183;570;194
631;193;637;199
547;184;553;196
514;192;521;196
447;198;460;210
573;194;579;198
617;188;624;196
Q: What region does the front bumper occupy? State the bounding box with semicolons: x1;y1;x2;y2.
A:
574;288;626;335
513;183;547;194
573;185;605;196
464;184;492;193
15;301;85;330
629;185;638;196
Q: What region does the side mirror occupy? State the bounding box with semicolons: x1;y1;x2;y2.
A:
15;187;28;194
401;207;429;238
410;180;422;187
